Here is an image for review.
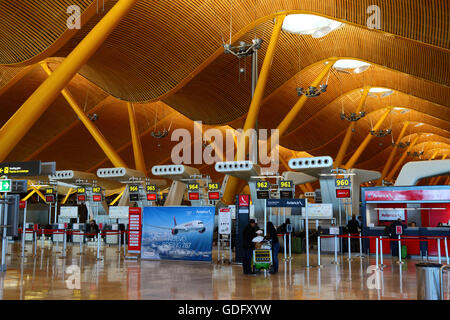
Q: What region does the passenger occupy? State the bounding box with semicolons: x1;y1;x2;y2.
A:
409;221;417;227
278;218;292;234
87;219;99;240
346;215;360;252
242;219;257;275
265;221;280;274
357;216;363;228
389;218;407;258
437;222;443;227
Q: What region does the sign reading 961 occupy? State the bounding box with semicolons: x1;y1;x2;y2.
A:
335;178;351;188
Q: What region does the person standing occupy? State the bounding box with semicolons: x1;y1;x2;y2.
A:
242;219;257;275
265;221;280;274
389;218;407;258
347;215;360;252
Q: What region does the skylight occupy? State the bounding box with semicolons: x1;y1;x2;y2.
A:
282;14;343;38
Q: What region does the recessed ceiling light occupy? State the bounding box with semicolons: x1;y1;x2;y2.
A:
334;59;371;74
282;14;343;38
415;123;424;127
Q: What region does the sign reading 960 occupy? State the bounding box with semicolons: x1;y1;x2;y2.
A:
335;178;351;188
256;180;269;190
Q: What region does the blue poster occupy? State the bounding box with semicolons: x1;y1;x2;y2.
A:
141;206;215;262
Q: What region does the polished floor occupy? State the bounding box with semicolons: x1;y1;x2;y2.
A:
0;241;448;300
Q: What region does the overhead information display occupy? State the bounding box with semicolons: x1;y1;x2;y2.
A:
207;183;220;191
146;185;157;193
129;185;139;193
335;178;351;188
0;161;41;177
187;183;199;191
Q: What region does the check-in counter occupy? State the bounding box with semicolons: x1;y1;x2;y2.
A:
72;223;86;243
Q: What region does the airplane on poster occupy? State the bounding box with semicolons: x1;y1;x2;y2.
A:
147;217;206;235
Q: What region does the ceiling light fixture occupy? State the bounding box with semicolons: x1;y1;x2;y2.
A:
333;59;371;74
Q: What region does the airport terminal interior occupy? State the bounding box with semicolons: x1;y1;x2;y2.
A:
0;0;448;301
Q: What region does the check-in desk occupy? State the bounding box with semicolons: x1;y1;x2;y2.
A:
24;223;34;241
72;223;87;243
317;227;344;252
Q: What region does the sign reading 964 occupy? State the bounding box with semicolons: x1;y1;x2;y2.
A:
335;178;351;188
187;183;199;191
256;180;269;190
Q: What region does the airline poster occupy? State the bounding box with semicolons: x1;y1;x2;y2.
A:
141;206;215;262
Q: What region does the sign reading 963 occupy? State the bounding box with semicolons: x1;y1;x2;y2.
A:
256;180;269;190
208;183;220;191
335;178;351;188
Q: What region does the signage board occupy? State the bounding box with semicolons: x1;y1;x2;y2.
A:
207;183;220;191
19;201;26;209
336;189;351;198
238;195;250;207
266;198;306;208
129;193;139;202
109;206;129;219
77;187;86;194
208;192;220;200
93;195;102;202
256;180;269;190
335;178;351;188
188;192;200;201
280;190;293;199
396;225;403;235
45;195;55;204
329;227;340;235
218;208;232;235
60;206;78;218
128;207;142;254
187;183;199;191
256;190;270;199
128;185;139;193
146;185;157;193
45;188;54;195
279;180;293;189
0;180;11;193
304;192;316;197
141;206;214;261
77;194;86;203
378;209;405;221
301;203;333;219
147;193;157;201
0;161;41;177
92;187;101;193
365;188;450;202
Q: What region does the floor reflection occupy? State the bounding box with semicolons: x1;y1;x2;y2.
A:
0;243;448;299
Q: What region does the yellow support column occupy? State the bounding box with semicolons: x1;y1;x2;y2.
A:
344;107;392;170
385;135;420;182
334;86;370;168
0;0;137;162
21;189;37;202
110;187;126;206
41;62;127;168
31;186;47;202
61;188;74;205
379;121;409;184
127;102;146;173
222;15;285;205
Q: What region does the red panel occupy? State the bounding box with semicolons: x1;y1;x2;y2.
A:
188;192;199;201
208;192;220;200
128;207;142;253
421;203;450;227
365;189;450;201
336;189;351;198
239;195;250;207
93;195;102;202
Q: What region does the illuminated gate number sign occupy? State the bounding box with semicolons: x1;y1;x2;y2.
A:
187;183;199;201
335;178;351;188
92;187;102;202
208;183;220;201
146;185;158;201
256;180;270;199
279;180;294;199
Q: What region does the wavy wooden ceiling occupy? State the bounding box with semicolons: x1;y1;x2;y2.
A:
0;0;448;184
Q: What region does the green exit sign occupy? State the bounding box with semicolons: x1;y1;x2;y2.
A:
0;180;11;193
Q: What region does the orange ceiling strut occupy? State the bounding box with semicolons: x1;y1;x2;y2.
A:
41;62;127;168
0;0;137;162
127;102;146;173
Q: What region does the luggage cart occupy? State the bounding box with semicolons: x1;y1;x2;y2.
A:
252;240;272;273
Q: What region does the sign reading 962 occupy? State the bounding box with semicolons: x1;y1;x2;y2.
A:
256;180;269;190
335;178;351;188
187;183;199;191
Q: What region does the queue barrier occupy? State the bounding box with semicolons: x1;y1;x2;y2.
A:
15;228;129;259
316;234;449;268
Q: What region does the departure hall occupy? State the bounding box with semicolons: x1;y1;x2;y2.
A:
0;0;449;305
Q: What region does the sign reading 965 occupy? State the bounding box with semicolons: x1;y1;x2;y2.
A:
256;180;269;190
335;178;351;188
187;183;199;191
